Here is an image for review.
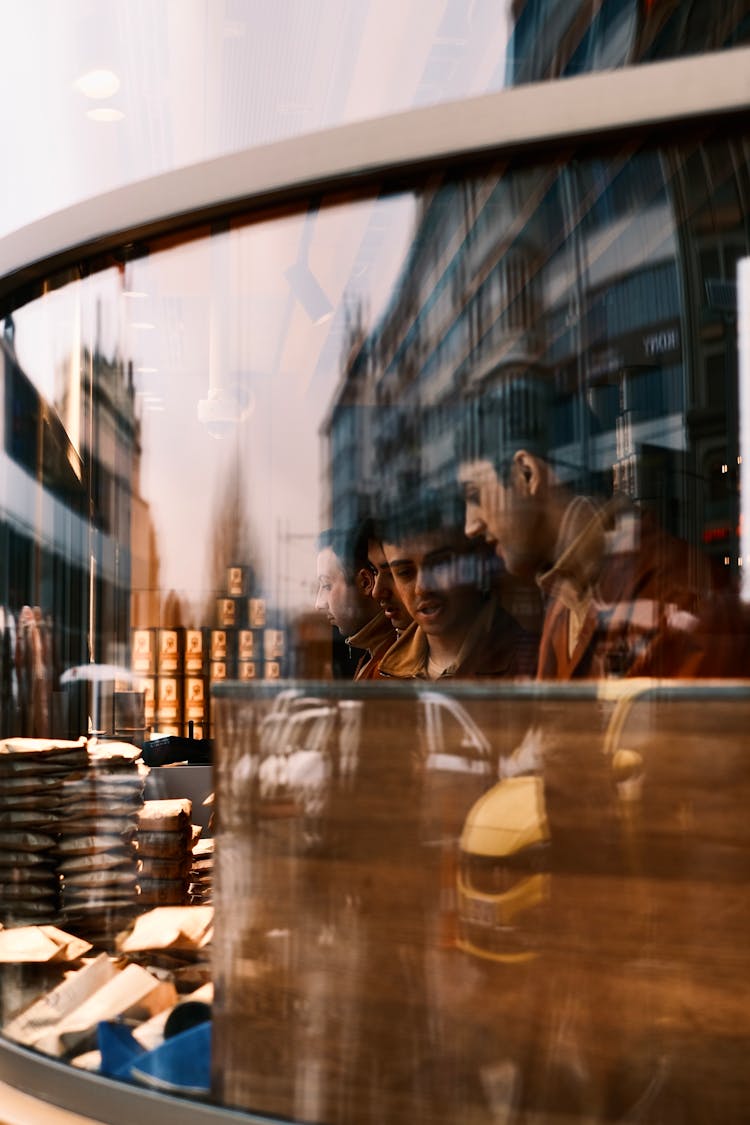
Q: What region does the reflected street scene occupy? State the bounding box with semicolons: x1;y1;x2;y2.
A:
0;1;750;1120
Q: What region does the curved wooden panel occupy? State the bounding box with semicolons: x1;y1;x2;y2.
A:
212;681;750;1123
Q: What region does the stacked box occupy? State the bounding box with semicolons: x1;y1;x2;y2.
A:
184;628;207;674
114;691;146;747
131;578;285;737
132;629;156;675
210;627;231;691
188;837;213;905
185;676;207;723
57;741;146;944
248;598;266;628
0;737;89;926
216;597;245;629
137;798;193;907
210;628;229;663
237;629;257;681
227;565;251;597
157;628;183;675
264;628;285;679
134;676;156;728
156;675;183;737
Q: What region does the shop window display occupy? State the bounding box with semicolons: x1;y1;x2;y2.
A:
0;72;749;1125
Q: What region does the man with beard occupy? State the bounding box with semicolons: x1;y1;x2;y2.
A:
457;374;741;679
315;521;400;679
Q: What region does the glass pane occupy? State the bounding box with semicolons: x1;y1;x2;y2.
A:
507;0;750;84
213;680;750;1123
1;120;750;1120
3;2;749;238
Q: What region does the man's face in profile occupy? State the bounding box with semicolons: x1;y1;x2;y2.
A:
459;455;546;579
315;547;361;637
367;539;412;632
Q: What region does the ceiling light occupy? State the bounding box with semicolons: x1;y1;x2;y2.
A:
74;69;121;99
86;107;125;123
123;290;148;299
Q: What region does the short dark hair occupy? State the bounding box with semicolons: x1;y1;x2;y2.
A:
380;485;465;548
317;518;374;583
457;371;555;478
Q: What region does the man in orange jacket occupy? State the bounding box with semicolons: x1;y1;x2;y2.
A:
457;375;745;679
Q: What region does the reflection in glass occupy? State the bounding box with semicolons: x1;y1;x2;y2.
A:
0;120;750;1120
213;682;750;1122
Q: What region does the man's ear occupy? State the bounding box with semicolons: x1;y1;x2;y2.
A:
355;566;374;596
512;449;545;498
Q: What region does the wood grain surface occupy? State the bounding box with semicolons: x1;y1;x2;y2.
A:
212;687;750;1123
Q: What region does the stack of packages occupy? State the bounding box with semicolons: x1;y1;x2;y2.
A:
57;742;147;945
187;838;213;905
137;799;194;908
0;738;89;926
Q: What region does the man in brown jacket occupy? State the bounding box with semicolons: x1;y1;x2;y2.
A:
315;522;397;680
377;493;538;681
457;375;744;680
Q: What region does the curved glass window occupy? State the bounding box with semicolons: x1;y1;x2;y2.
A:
1;114;750;1122
2;1;749;240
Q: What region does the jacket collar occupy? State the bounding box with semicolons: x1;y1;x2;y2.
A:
377;621;430;678
537;493;632;613
346;609;396;655
378;595;511;679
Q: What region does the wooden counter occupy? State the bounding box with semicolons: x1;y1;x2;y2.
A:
212;680;750;1124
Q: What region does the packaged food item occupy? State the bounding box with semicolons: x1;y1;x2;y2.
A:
184;629;206;674
227;565;249;597
132;629;156;674
210;662;228;683
138;857;192;880
138;880;188;906
248;598;266;628
138;799;192;832
264;629;285;660
58;817;138;837
135;677;156;724
0;830;56;852
185;677;207;722
0;850;54;867
0;810;61;828
210;630;228;661
157;629;183;674
0;792;63;810
216;597;238;628
59;852;138;875
156;677;183;723
63;869;139;889
137;831;191;859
